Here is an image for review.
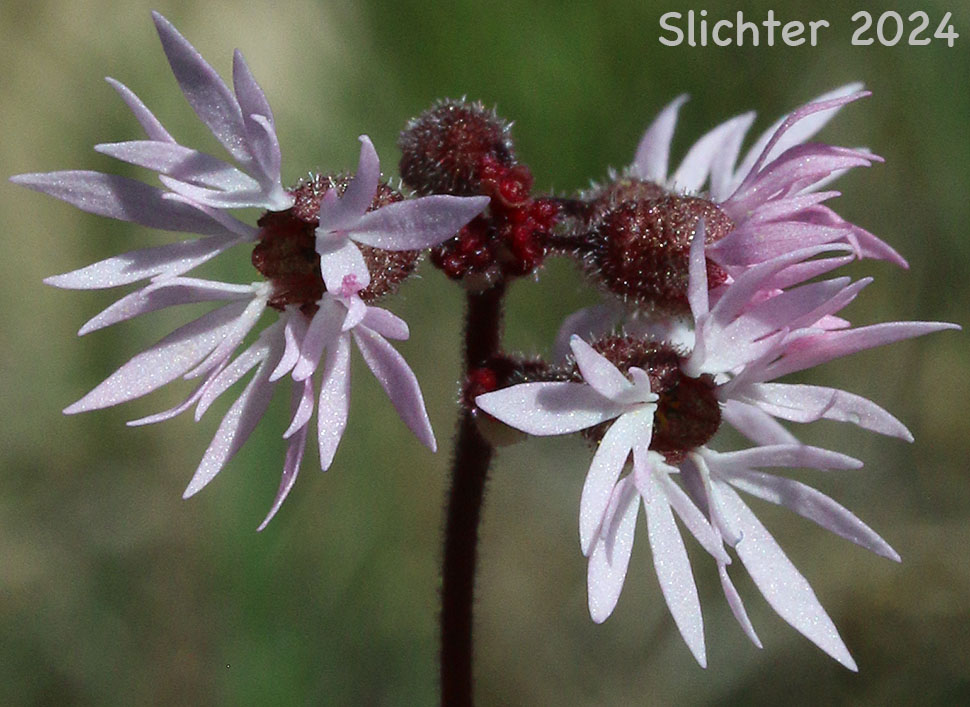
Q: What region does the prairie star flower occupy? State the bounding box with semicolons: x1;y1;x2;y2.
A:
476;335;729;666
566;85;904;321
314;135;490;293
12;13;488;527
478;222;957;668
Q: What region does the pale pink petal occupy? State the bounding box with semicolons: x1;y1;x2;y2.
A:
78;277;253;335
105;78;174;143
182;355;278;499
744;190;842;225
641;468;707;667
283;371;316;439
745;383;912;440
316;237;371;294
195;333;272;420
706;444;862;472
718;561;763;648
762;254;855;291
715;483;858;671
653;467;730;564
126;369;217;427
360;307;409;340
11;171;230;235
95;141;259;192
672;112;753;193
569;335;634;402
64;301;248;414
722;399;800;446
632;94;688;183
709;112;755;201
579;413;636;555
347;195;490;250
587;476;640;623
232;50;282;185
292;298;346;381
687;218;709;320
157;174;282;210
44;233;244;290
476;382;624;436
317;333;352;470
765;322;961;380
184;293;267;379
712;220;855;266
352;326;436;451
552;302;623;362
724;468;900;561
258;381;311;532
152;12;249;164
270;310;310;381
317;136;382;232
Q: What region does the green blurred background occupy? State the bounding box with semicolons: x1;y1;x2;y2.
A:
2;0;968;704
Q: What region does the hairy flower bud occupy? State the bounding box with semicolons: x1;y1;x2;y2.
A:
572;179;733;312
399;99;515;197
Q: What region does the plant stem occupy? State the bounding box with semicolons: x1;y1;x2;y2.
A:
440;283;505;707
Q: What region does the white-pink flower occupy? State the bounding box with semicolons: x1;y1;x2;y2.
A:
314;136;490;293
631;83;905;268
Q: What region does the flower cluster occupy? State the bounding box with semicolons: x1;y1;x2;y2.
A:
12;13;488;529
476;90;958;668
16;12;958;674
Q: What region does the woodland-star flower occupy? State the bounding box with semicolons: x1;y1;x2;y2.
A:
477;222;958;668
12;13;488;527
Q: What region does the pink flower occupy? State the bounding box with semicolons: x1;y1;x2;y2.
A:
314;136;489;293
631;84;905;268
477;223;958;668
11;14;487;528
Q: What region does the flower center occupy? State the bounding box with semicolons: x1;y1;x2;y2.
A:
252;174;420;311
579;178;734;313
586;336;722;462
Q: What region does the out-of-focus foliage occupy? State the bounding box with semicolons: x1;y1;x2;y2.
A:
2;0;967;703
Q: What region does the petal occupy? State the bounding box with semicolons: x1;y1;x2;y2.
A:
724;467;900;561
258;381;311;532
672;112;754;194
553;302;622;362
152;12;249;164
360;306;409;340
316;135;382;232
64;301;249;413
587;476;640;623
715;483;858;670
579;413;636;555
11;171;231;235
183;293;268;379
476;382;624;436
722;399;800;446
347;195;490;250
292;298;346;381
105;77;174;143
79;277;253;335
687;218;709;321
316;237;371;294
195;330;273;420
44;233;244;290
709;112;756;201
317;333;352;470
353;326;436;451
283;369;316;439
745;383;912;440
569;335;634;402
718;561;763;648
270;309;311;381
182;354;278;499
632;94;688;183
654;468;730;564
765;321;961;380
641;467;707;667
95;141;259;192
706;444;862;472
157;174;282;210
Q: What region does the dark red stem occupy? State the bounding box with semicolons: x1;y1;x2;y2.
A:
440;283;506;707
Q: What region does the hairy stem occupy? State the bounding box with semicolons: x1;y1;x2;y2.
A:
440;283;506;707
